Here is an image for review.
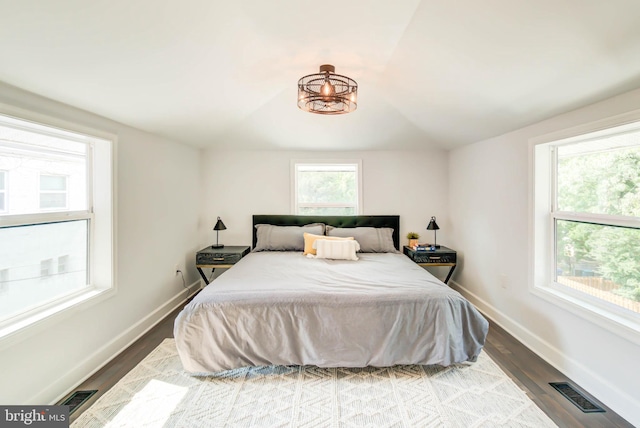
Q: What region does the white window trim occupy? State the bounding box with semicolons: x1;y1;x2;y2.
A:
529;109;640;346
0;103;117;345
290;159;363;215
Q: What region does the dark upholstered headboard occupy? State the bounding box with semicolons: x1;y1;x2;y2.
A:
252;215;400;250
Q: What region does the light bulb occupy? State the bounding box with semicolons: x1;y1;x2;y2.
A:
321;78;335;97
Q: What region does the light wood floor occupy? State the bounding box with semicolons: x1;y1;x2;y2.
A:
65;303;633;427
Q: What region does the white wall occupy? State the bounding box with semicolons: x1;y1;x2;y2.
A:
199;149;450;256
449;88;640;426
0;82;202;405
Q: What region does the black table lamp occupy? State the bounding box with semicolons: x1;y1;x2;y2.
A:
212;217;226;249
426;216;440;248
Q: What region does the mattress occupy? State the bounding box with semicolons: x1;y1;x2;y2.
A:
174;251;488;373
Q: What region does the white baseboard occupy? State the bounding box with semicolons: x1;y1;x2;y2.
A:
450;280;640;426
36;280;201;406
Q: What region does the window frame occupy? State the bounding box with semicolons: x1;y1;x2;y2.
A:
290;159;363;215
0;103;116;343
530;109;640;345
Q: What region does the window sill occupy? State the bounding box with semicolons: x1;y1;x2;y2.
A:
0;286;115;350
531;283;640;347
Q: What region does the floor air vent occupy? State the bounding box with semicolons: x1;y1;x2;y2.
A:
60;390;98;414
549;382;604;413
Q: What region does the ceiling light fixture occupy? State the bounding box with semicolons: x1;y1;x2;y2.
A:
298;64;358;115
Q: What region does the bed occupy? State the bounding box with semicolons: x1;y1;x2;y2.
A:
174;215;488;373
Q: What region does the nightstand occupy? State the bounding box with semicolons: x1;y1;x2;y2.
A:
196;245;250;285
403;245;457;284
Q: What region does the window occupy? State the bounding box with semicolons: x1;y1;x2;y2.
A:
292;160;362;215
39;174;68;210
0;110;114;336
532;113;640;339
40;259;53;277
0;269;8;293
0;170;5;212
58;255;69;274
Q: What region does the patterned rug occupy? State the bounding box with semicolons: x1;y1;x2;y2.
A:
73;339;557;427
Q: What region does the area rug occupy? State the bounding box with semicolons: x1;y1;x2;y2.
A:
72;339;557;427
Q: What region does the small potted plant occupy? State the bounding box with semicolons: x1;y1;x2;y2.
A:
406;232;420;248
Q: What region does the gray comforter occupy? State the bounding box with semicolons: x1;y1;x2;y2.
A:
174;252;488;373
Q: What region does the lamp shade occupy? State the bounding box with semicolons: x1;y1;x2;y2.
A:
426;216;440;231
213;217;226;231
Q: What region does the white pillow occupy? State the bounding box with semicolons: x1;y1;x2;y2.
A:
313;239;360;261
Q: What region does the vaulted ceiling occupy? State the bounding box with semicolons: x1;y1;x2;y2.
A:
1;0;640;150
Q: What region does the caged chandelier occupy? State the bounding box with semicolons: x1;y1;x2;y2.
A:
298;64;358;115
